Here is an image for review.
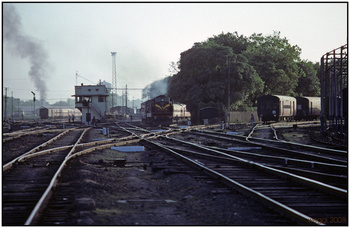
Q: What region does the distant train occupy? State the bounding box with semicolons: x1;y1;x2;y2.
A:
140;95;191;126
257;95;321;122
295;96;321;121
39;107;82;120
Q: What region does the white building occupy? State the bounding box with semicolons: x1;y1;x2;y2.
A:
73;84;109;124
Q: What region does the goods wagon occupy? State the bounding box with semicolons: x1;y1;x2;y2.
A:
257;95;296;122
295;96;321;120
39;107;81;120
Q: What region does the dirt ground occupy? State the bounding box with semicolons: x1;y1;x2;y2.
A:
54;127;296;225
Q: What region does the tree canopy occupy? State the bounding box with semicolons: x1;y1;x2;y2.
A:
246;31;302;96
143;31;320;123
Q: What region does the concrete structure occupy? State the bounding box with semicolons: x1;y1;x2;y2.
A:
73;84;109;124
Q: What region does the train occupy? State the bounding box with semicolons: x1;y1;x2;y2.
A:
140;95;191;126
295;96;321;121
257;95;321;122
39;107;82;120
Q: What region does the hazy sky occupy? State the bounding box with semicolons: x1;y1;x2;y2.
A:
2;2;347;104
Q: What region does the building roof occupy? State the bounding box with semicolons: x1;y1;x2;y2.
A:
72;84;109;97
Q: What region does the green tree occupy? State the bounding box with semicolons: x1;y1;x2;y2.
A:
168;36;263;123
208;32;249;54
295;61;320;96
245;31;302;96
147;31;320;123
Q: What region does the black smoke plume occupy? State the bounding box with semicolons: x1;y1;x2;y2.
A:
3;4;50;102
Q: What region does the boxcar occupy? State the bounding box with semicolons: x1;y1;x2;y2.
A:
257;95;296;122
295;96;321;120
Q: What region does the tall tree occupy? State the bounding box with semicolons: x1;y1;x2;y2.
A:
168;36;263;123
295;61;320;96
245;31;302;96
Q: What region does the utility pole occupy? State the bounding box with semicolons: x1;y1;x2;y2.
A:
11;91;13;120
4;87;8;121
227;57;231;125
31;91;36;119
125;84;128;115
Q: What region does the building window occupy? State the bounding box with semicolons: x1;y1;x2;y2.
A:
76;96;82;103
98;96;104;102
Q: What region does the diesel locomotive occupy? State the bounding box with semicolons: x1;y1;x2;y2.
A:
140;95;191;126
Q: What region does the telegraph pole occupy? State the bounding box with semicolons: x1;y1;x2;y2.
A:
11;91;13;120
227;57;231;125
125;84;128;115
31;91;36;119
4;87;8;121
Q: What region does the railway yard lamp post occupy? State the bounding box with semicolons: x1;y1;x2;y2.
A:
31;91;36;119
227;56;231;127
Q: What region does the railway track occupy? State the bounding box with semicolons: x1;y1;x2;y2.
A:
147;137;347;225
2;123;144;225
118;123;347;225
178;132;347;190
3;122;347;225
3;128;87;225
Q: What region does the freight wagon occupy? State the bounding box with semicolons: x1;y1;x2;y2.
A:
257;95;296;122
295;96;321;121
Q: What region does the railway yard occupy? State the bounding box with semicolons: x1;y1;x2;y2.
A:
2;120;348;225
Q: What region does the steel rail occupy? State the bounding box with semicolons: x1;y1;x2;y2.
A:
67;137;148;160
3;126;43;135
270;124;279;139
24;128;90;225
204;145;347;172
3;129;73;171
248;135;347;157
193;129;347;163
190;131;347;166
248;125;347;154
162;135;347;199
3;128;73;143
3;126;51;137
10;135;141;169
208;124;347;155
166;144;347;190
141;137;325;225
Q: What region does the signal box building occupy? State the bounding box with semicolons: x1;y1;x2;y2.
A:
73;84;109;124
